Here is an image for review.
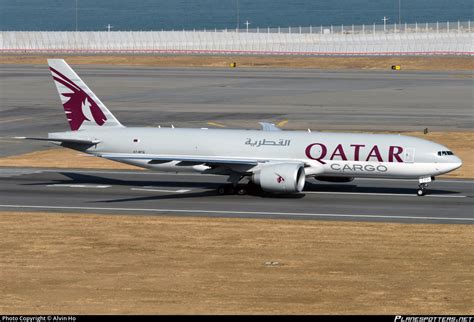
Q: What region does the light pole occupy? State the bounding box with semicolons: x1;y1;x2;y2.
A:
236;0;240;31
398;0;401;25
106;24;113;32
245;20;251;33
75;0;78;31
382;16;389;32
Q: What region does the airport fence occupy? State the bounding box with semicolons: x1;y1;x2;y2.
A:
1;21;472;56
236;21;473;34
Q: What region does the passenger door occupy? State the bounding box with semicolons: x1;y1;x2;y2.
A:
404;147;415;163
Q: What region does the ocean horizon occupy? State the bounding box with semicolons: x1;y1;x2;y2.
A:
0;0;472;31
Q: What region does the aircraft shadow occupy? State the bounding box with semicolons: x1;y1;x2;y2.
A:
24;172;460;202
93;190;307;203
24;172;217;189
96;190;306;203
25;172;304;201
304;182;459;195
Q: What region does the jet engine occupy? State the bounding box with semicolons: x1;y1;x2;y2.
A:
252;163;306;193
315;176;354;183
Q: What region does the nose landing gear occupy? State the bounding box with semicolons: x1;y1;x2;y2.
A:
417;184;428;196
417;176;433;197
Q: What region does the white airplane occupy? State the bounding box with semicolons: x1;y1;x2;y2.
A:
17;59;462;196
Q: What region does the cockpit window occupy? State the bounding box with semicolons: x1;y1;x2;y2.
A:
437;151;454;156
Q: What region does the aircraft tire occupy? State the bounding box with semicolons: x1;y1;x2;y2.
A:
217;186;227;195
237;187;247;195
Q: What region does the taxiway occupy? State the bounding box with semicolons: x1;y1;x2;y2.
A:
0;167;472;224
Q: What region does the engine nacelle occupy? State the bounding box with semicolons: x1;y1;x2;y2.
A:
252;163;306;193
315;176;354;183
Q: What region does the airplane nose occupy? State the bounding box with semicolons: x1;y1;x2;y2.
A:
450;156;463;171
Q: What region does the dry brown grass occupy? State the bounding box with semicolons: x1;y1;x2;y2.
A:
0;148;142;170
1;131;472;178
0;212;472;314
1;55;473;71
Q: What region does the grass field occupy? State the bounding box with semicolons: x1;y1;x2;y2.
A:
1;212;472;314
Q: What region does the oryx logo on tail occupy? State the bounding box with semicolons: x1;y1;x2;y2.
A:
50;66;107;130
48;59;123;131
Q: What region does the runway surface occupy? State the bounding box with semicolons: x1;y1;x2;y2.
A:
1;65;473;157
1;65;472;224
0;167;472;224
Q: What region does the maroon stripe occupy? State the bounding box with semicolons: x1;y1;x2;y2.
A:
52;76;78;94
50;66;81;92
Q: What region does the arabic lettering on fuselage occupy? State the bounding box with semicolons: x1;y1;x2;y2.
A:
245;138;291;147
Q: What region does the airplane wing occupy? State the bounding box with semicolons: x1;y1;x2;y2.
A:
98;153;326;176
13;137;101;145
98;153;262;166
259;122;282;132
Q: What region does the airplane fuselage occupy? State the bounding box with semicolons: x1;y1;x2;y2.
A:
50;127;462;180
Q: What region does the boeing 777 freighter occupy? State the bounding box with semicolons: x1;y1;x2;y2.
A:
17;59;462;196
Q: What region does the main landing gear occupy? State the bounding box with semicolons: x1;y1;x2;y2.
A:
217;184;249;195
417;176;433;197
217;174;255;195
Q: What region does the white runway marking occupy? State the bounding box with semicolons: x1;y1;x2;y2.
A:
46;184;111;189
131;188;191;193
304;191;467;198
0;204;472;223
425;194;468;198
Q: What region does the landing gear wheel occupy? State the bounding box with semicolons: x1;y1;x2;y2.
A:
416;182;428;197
217;185;237;195
237;187;247;195
217;186;227;195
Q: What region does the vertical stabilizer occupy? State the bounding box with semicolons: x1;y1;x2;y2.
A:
48;59;123;131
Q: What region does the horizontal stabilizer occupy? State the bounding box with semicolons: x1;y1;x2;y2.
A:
259;122;282;132
13;137;101;145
